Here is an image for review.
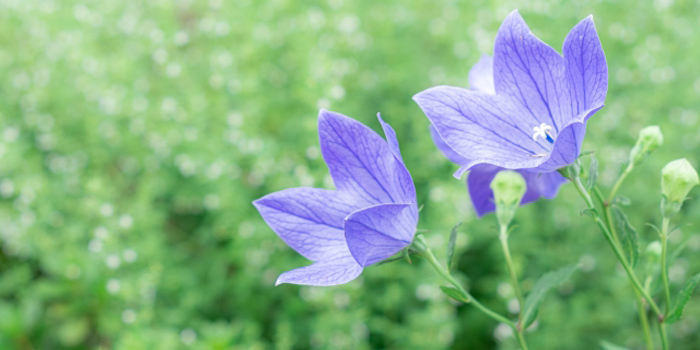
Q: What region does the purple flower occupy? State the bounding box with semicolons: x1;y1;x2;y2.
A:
415;11;607;216
253;110;418;286
427;56;568;216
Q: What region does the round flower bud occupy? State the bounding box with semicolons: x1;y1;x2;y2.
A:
661;158;699;218
490;170;526;226
662;159;699;203
629;125;663;166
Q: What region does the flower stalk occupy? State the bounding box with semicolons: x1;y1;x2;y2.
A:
499;223;529;350
416;235;529;350
660;217;672;315
569;168;662;318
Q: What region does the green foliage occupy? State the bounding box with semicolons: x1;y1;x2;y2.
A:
521;265;579;329
440;286;468;303
612;206;640;268
446;222;461;270
0;0;698;349
665;273;700;324
586;155;599;192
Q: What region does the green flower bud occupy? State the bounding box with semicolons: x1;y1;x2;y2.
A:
662;159;699;202
629;125;663;166
490;170;526;226
661;158;699;218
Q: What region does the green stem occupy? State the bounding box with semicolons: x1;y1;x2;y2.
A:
633;288;654;350
604;163;633;248
608;163;633;203
660;322;669;350
596;186;655;350
571;175;663;318
515;331;529;350
417;236;516;329
498;225;526;329
660;217;672;314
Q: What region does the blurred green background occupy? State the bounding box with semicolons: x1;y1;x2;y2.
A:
1;0;699;349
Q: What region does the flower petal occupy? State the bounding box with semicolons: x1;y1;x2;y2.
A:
413;86;548;173
318;110;415;205
469;54;495;94
535;106;601;172
415;12;607;174
563;16;607;117
524;169;568;200
344;203;417;267
276;255;363;286
467;165;567;217
253;188;362;261
493;10;571;133
429;124;470;165
377;113;403;162
429;55;494;167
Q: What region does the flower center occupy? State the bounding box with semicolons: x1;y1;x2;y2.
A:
532;123;554;144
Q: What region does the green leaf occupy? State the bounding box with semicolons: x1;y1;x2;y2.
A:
586;155;598;191
581;208;597;218
377;252;407;266
665;273;700;324
613;196;631;206
612;206;640;267
645;223;661;235
521;264;579;328
599;340;631;350
446;222;462;270
440;286;469;303
578;150;595;158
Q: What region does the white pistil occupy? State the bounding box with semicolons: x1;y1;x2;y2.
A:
532;123;554;142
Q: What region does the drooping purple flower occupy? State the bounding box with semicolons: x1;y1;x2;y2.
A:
415;11;606;216
414;10;607;177
253;110;418;286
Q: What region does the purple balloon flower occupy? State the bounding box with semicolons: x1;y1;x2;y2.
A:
253;110;418;286
415;10;607;216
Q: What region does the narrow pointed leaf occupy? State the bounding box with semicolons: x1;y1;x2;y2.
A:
581;208;596;218
521;264;579;328
586;155;598;191
376;251;408;266
447;222;462;270
665;273;700;324
612;206;639;267
613;195;631;206
440;286;469;303
578;150;595;158
645;223;661;235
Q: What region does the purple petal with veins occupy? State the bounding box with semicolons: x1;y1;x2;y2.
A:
414;10;607;174
254;110;418;286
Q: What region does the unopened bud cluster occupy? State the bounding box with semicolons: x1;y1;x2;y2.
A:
490;171;526;227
